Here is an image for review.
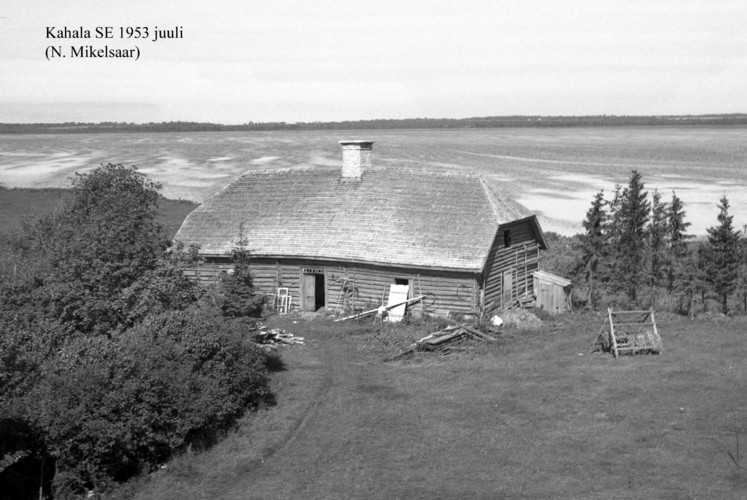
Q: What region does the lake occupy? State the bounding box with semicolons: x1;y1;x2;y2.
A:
1;127;746;236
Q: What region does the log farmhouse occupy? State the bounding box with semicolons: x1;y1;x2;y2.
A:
174;141;548;316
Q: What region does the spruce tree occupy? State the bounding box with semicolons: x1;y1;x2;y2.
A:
218;225;264;318
668;192;691;250
673;243;706;318
606;184;623;247
666;191;692;291
612;170;650;303
649;190;668;289
704;196;741;314
737;233;747;312
696;243;712;313
577;190;608;307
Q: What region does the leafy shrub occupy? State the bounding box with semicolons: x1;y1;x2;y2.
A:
117;242;203;327
21;308;272;494
1;164;175;335
0;164;274;496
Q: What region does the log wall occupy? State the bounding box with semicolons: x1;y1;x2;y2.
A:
185;258;480;315
481;220;541;311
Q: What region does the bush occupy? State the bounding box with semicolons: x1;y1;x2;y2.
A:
18;308;273;495
0;165;275;496
0;164;177;335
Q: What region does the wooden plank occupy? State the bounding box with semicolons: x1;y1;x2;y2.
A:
423;329;466;345
650;310;663;353
608;307;619;359
444;318;497;341
334;295;424;322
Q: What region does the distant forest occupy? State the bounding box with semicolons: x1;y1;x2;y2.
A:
1;114;747;134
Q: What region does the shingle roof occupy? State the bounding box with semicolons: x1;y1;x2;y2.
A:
174;165;543;272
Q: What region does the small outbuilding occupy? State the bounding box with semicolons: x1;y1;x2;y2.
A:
532;270;572;314
174;140;548;316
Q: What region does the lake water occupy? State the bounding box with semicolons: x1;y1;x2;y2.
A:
1;127;746;236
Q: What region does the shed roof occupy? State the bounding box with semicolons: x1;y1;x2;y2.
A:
174;165;546;272
533;270;573;287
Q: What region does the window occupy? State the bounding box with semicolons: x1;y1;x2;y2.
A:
503;229;512;248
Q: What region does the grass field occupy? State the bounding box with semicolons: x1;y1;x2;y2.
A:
0;188;197;246
118;313;747;499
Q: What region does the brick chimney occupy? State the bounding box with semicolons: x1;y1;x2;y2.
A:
339;140;373;179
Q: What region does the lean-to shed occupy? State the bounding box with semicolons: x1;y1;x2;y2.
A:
532;270;573;314
174;141;548;316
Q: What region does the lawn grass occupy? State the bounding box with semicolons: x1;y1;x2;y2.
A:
121;312;747;499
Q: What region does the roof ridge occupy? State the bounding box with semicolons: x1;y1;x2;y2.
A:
239;165;331;176
235;164;483;177
478;176;504;222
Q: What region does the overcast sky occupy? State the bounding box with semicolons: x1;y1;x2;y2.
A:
1;0;745;124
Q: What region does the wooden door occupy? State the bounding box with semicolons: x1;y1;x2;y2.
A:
387;284;410;322
502;269;513;308
303;274;316;311
539;284;553;312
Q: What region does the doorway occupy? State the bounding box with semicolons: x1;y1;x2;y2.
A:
303;273;326;311
394;277;411;296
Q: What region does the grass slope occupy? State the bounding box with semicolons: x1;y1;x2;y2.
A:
122;314;747;499
0;188;197;246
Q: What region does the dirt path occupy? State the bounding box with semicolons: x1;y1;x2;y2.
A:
220;336;406;499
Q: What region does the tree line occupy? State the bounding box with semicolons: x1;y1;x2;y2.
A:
0;165;268;498
542;171;745;317
2;113;747;134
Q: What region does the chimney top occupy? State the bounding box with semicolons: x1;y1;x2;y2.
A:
339;140;373;179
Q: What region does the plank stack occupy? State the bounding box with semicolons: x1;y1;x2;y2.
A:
395;322;498;357
254;326;305;349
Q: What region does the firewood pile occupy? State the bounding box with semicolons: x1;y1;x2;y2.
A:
395;322;498;358
254;326;305;349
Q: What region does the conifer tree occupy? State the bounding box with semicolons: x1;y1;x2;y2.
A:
611;171;650;303
673;243;707;318
666;191;692;291
736;232;747;312
668;192;691;250
649;190;668;289
577;190;608;306
606;184;623;247
704;196;741;314
217;224;264;318
735;227;747;312
695;243;712;313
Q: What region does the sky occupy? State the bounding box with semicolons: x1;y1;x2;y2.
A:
0;0;745;124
